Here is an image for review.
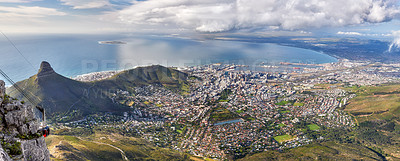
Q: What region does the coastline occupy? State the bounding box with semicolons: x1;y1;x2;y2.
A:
72;70;122;82
72;65;164;82
71;58;341;82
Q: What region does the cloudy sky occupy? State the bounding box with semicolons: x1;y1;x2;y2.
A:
0;0;399;37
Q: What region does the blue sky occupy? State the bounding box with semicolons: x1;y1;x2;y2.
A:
0;0;399;39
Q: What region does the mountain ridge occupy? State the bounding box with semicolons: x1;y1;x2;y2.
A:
8;61;189;122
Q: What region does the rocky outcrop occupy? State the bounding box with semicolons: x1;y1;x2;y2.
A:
0;80;50;161
0;80;5;99
0;144;12;161
21;137;49;161
37;61;55;78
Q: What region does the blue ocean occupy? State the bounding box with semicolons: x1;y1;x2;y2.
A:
0;34;337;85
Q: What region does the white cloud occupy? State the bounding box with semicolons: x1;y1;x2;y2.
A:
0;4;131;34
0;6;66;17
337;31;363;36
60;0;112;9
117;0;400;32
0;0;41;3
389;30;400;52
0;5;67;33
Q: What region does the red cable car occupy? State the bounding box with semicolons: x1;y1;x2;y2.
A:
40;126;50;137
36;106;50;137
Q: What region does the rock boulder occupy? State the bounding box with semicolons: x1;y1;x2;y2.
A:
0;80;5;98
0;144;12;161
0;80;50;161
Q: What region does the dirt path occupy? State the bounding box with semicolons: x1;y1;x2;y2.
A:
91;141;129;161
77;137;129;161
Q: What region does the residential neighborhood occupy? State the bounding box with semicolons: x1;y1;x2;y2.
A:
56;60;399;159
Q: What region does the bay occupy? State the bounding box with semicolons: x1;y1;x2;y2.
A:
0;34;337;85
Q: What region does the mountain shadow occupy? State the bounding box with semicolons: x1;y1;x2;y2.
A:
8;61;188;122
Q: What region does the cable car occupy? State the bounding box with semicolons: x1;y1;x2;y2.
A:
40;126;50;137
36;106;50;137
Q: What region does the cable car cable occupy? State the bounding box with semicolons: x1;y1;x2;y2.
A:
0;31;35;69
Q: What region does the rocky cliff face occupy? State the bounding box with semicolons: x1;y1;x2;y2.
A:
0;80;50;161
36;61;55;79
0;81;5;99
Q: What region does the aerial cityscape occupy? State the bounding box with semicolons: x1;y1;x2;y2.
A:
0;0;400;161
49;59;397;160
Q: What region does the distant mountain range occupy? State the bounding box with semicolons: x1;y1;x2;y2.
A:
7;61;189;121
214;35;400;62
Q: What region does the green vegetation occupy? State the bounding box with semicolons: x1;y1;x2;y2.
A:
307;124;320;131
53;127;95;136
279;110;290;114
246;117;255;121
178;82;191;95
274;134;294;143
293;121;354;143
17;133;42;140
276;100;294;106
277;101;303;107
1;94;14;105
339;83;400;159
345;84;400;122
209;107;239;123
100;65;190;93
239;142;385;161
276;100;295;106
8;65;190;122
235;110;244;114
293;102;304;106
218;88;232;101
46;132;191;161
1;139;22;156
278;123;286;127
176;130;183;134
188;76;200;80
9;142;21;156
